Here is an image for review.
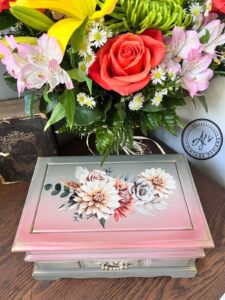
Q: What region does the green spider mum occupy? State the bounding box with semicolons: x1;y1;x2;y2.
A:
105;0;192;34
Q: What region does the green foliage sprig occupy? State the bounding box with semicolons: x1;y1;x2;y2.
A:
105;0;192;34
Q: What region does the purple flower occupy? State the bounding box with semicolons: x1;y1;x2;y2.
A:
129;179;154;205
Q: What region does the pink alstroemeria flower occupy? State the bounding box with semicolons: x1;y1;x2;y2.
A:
198;19;225;54
193;12;219;31
163;27;203;75
0;34;73;96
0;36;27;94
180;50;213;97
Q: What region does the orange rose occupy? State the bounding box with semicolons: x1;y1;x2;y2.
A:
0;0;15;12
212;0;225;13
89;30;166;96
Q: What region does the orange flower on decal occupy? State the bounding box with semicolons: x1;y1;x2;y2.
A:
114;179;133;222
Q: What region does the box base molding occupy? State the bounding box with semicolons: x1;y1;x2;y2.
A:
32;262;197;280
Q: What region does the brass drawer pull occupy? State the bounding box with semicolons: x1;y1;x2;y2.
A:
98;261;134;271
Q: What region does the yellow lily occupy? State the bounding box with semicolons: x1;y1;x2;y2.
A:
11;0;118;52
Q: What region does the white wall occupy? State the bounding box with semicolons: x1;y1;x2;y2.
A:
0;64;17;99
155;76;225;188
0;65;224;187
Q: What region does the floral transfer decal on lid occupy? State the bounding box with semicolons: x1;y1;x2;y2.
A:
44;167;176;228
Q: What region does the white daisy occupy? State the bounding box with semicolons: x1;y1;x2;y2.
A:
89;20;100;28
133;93;145;103
77;93;88;106
128;101;140;111
128;93;145;111
204;0;212;16
161;88;168;95
151;92;164;106
168;70;177;81
85;96;96;109
85;52;96;67
90;19;105;27
106;28;113;38
189;3;203;20
89;27;107;47
78;61;88;74
78;40;92;58
151;67;166;85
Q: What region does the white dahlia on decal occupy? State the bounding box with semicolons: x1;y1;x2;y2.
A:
75;180;120;220
74;167;90;183
139;168;176;198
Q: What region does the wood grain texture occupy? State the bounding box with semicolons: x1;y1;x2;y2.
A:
0;141;224;300
0;98;39;120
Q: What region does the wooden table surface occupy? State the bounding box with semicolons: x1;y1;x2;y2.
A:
0;140;225;300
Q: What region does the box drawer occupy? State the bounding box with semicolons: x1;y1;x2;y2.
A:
81;259;192;270
36;258;193;272
36;261;80;270
81;260;139;270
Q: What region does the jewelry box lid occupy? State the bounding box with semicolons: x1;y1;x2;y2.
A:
12;155;214;253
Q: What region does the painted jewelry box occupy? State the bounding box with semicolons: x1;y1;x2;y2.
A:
12;155;214;280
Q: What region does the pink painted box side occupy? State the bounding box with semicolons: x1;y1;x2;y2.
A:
12;155;214;254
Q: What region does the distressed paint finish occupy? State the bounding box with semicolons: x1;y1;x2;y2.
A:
12;155;214;278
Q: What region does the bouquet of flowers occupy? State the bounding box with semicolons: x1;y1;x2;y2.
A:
1;0;225;158
44;166;176;227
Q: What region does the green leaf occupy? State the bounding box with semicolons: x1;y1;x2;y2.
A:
99;218;106;228
60;191;70;198
200;29;210;44
44;183;52;191
175;115;184;128
146;112;163;130
142;102;165;112
75;104;102;125
166;90;189;98
214;70;225;76
51;190;60;196
103;99;112;116
71;17;88;53
3;76;17;91
85;76;92;95
44;102;65;131
60;90;75;129
68;68;86;82
162;110;177;135
0;11;17;30
23;90;36;117
197;95;208;113
55;183;61;191
64;186;70;193
10;6;54;31
165;97;186;106
96;127;114;155
39;93;59;114
190;98;196;109
114;102;126;122
43;86;52;104
139;118;148;136
124;121;134;148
